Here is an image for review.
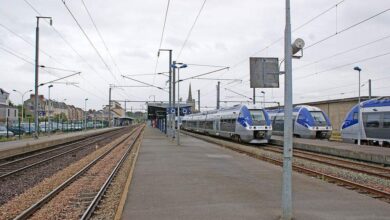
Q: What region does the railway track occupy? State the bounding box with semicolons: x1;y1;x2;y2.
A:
0;128;128;179
0;127;133;207
182;131;390;203
262;146;390;180
13;125;144;220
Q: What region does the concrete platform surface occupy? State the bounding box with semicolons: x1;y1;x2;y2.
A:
0;127;119;159
122;127;390;220
271;136;390;165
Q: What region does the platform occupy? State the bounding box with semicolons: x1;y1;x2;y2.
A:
270;136;390;166
122;127;390;220
0;127;120;159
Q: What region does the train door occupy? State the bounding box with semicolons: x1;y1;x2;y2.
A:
215;117;220;131
363;112;389;140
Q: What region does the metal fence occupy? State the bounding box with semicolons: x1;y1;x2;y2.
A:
0;117;110;141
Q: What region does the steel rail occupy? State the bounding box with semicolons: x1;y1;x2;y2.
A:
0;128;120;167
13;126;141;220
0;129;126;179
262;147;390;180
182;131;390;202
80;126;144;220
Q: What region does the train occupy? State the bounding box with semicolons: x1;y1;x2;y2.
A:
267;105;332;139
181;104;272;144
341;97;390;145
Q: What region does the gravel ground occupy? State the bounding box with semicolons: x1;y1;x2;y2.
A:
187;132;390;197
91;131;143;220
0;129;128;206
256;150;390;193
29;128;141;219
0;130;132;220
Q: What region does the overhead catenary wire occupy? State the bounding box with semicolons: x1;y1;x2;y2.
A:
305;8;390;50
23;0;113;99
175;0;207;60
153;0;171;77
295;51;390;80
79;0;131;101
80;0;122;77
61;0;118;82
294;34;390;71
227;0;347;72
0;21;66;68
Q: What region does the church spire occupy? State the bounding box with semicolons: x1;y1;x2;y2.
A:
187;83;193;101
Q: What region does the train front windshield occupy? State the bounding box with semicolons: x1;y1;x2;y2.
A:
310;111;327;125
249;110;266;125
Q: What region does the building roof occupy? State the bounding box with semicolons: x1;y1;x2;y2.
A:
268;96;377;109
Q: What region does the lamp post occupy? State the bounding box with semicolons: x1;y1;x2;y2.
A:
47;85;53;135
171;62;187;145
354;66;362;145
34;16;52;139
13;89;32;123
261;91;266;108
149;95;156;102
84;98;88;130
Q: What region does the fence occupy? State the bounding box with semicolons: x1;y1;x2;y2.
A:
0;117;110;142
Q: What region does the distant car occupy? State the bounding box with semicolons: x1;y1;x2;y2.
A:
0;126;14;137
8;126;26;135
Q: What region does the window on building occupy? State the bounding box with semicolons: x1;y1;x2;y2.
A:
14;109;17;117
7;109;10;117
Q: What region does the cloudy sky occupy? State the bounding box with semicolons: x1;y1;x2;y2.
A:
1;0;389;111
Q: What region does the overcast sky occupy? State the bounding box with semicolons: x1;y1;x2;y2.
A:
1;0;389;111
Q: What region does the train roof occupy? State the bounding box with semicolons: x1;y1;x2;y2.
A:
266;105;322;114
361;97;390;108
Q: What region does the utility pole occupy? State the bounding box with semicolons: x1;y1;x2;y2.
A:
108;86;112;127
47;85;53;136
158;49;172;137
124;100;127;117
198;89;200;112
168;50;172;137
368;79;372;99
34;16;52;139
253;88;256;105
172;61;176;140
216;81;220;109
282;0;293;219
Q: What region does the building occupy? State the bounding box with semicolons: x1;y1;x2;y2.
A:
24;94;46;118
0;88;19;124
186;84;196;113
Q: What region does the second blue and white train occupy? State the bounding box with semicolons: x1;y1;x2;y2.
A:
267;105;332;139
181;104;272;144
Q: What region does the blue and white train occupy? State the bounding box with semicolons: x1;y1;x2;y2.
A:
181;104;272;144
267;105;332;139
341;97;390;145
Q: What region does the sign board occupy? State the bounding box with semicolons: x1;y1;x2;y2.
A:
166;107;192;115
250;57;279;88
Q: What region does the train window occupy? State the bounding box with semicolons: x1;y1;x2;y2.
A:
310;111;326;123
353;112;358;120
250;110;265;125
384;113;390;128
365;113;380;128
